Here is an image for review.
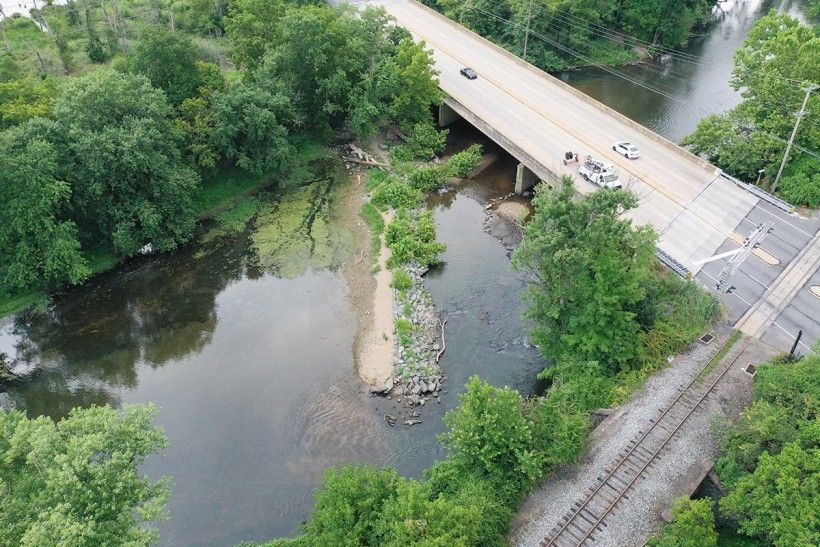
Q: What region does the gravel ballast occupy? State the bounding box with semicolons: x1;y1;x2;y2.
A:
510;328;773;546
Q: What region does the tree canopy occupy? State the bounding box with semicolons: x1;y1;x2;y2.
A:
52;70;200;255
715;351;820;545
130;26;203;106
684;12;820;206
511;178;657;371
0;404;170;546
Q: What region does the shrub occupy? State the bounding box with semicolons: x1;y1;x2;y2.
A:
391;268;413;290
445;143;483;178
385;212;446;267
778;170;820;208
392;122;448;162
408;165;446;193
371;179;422;210
648;497;718;547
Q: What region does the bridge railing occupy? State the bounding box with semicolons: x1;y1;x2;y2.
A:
718;172;796;213
406;0;716;174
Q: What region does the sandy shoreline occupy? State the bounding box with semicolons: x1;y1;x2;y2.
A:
340;167;395;388
356;210;395;387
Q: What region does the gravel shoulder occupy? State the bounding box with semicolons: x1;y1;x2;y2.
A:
510;326;774;546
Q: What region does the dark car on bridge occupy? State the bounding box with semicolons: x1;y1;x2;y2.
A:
460;67;478;80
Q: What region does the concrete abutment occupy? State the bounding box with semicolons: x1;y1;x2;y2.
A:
515;163;539;194
438;102;460;126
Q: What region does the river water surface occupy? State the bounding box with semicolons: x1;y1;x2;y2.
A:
0;1;811;544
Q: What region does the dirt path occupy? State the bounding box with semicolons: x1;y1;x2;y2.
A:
510;328;772;546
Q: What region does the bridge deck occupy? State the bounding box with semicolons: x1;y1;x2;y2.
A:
376;0;761;272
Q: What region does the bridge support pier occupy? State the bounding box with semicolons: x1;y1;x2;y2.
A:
515;163;539;194
438;102;460;126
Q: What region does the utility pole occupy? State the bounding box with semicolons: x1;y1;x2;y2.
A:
522;0;533;62
772;84;818;193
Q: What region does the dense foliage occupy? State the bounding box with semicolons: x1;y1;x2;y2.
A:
0;404;169;546
714;352;819;545
684;13;820;206
421;0;717;72
511;178;657;372
0;1;442;310
648;497;718;547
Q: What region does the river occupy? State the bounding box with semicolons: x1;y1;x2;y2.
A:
562;0;810;143
0;0;811;544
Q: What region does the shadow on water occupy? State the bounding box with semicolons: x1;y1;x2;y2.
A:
0;143;545;545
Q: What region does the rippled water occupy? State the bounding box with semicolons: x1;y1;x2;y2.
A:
0;145;543;544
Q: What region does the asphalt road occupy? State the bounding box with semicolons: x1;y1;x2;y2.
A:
370;0;820;352
372;0;770;273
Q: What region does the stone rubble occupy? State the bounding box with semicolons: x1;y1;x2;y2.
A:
378;261;445;425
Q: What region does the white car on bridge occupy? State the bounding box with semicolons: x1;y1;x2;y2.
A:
612;141;640;159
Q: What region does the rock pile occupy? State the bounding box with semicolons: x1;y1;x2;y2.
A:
387;262;445;413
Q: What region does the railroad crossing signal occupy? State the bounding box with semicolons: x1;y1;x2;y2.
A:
715;221;774;293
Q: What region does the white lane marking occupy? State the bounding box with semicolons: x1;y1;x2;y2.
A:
771;320;815;352
753;204;815;238
698;269;753;306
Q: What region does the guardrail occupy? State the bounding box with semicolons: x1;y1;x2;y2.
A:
656;248;692;279
718;171;796;213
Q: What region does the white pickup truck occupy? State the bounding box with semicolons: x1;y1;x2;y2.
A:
578;156;623;189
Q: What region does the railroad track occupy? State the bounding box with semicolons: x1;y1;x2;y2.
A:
541;335;750;547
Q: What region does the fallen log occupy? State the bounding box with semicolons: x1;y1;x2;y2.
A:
436;314;447;363
343;156;388;167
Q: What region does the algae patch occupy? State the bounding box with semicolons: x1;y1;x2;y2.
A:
251;178;352;278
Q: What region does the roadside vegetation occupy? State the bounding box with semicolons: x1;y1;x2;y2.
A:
683;12;820;207
419;0;717;71
0;1;442;316
650;350;819;546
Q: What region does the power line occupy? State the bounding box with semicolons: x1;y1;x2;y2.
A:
465;5;820;160
525;4;816;89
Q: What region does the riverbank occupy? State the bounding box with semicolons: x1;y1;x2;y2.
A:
0;136;328;319
352;200;395;388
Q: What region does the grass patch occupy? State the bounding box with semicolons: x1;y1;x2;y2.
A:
696;329;742;384
367;168;390;191
194;167;266;217
0;290;48;318
391;269;413;290
360;202;385;260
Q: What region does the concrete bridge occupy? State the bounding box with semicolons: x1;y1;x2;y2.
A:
370;0;820;353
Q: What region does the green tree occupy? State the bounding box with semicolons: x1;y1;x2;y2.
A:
375;477;510;546
210;84;294;174
53;70;200;255
648;497;718;547
0;129;88;290
131;26;203;106
302;465;399;545
684;13;819;204
435;376;543;503
224;0;285;70
0;404;170;546
511;177;657;372
391;38;442;127
720;442;819;546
